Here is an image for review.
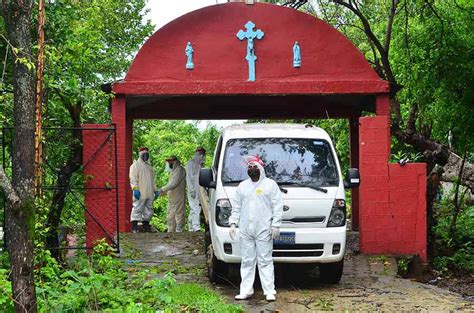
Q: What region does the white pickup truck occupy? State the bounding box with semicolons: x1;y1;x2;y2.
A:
199;124;360;283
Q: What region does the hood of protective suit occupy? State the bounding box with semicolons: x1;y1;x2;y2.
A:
165;158;182;172
243;155;266;182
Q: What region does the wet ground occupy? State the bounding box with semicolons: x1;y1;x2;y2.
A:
121;231;474;311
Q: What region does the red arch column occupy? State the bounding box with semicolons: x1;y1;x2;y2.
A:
358;94;427;262
112;96;133;232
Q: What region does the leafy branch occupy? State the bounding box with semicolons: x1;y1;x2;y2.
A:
0;33;36;71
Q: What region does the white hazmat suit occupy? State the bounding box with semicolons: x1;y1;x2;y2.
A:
229;159;283;299
160;158;186;232
186;152;204;231
129;154;157;223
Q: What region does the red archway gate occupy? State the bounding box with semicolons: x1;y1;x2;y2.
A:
83;3;426;261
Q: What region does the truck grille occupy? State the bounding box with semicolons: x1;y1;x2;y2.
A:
273;251;324;257
283;217;325;223
273;243;324;250
272;243;325;257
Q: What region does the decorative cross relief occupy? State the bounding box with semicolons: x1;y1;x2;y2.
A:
236;21;264;82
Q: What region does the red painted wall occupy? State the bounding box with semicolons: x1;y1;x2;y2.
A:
82;124;118;248
359;115;427;262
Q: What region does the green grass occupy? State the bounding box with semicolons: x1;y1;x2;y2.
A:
167;283;243;312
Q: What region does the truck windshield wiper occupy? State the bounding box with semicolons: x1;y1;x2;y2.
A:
277;182;328;193
223;180;242;185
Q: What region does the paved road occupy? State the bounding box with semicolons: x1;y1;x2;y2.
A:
121;232;474;312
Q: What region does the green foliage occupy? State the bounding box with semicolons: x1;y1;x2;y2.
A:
391;1;474;152
315;298;335;311
0;268;13;312
432;195;474;274
390;149;423;163
42;0;154;125
1;240;241;312
396;257;410;277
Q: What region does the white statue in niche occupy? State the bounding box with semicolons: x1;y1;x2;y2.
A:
185;42;194;70
293;41;301;68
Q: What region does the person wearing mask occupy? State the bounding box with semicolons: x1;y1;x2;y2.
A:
157;156;186;232
129;147;159;233
229;155;283;302
186;147;206;232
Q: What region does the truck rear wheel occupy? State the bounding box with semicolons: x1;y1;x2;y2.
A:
319;260;343;284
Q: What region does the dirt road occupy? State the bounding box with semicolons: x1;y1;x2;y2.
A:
121;232;474;311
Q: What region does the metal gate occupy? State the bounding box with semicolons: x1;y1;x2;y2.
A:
1;126;119;253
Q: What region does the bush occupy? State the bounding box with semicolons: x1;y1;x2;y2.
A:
432;196;474;274
1;240;241;312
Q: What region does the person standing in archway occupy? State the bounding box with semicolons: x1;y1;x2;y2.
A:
229;155;283;302
186;147;206;232
158;156;186;232
129;147;159;233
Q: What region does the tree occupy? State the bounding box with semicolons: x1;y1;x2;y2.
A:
0;0;37;311
39;0;153;259
314;0;473;187
265;1;474;185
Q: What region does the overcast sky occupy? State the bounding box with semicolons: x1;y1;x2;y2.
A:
146;1;227;30
145;1;245;130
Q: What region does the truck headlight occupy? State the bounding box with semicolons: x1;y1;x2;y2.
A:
327;199;346;227
216;199;232;227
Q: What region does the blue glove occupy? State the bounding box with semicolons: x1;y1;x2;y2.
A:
154;190;160;199
133;190;141;200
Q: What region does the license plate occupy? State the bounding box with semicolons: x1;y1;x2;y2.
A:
273;232;295;245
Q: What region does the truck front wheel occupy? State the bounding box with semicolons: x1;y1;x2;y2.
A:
206;243;229;284
319;260;344;284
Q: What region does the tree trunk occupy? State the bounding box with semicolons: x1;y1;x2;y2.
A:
393;126;474;191
426;165;443;260
1;0;38;312
45;100;82;261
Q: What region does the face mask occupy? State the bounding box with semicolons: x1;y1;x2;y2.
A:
165;162;172;172
247;167;260;181
140;153;149;162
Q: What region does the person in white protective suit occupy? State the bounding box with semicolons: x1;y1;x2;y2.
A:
129;147;159;233
157;156;186;232
229;155;283;302
186;147;206;232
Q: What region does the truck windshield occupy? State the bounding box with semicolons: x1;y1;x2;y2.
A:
222;138;339;187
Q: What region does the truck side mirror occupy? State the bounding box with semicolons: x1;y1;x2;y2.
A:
344;168;360;188
199;168;216;189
